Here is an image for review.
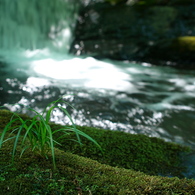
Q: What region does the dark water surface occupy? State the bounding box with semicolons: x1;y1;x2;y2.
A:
1;54;195;151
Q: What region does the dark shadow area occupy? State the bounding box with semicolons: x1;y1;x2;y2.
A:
70;0;195;68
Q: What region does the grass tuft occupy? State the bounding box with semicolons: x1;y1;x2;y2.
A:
0;98;101;169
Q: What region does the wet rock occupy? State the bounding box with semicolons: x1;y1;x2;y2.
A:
144;36;195;68
70;1;195;68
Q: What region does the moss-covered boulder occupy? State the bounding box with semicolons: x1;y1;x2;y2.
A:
1;143;195;194
53;125;190;178
1;109;195;194
0;109;192;177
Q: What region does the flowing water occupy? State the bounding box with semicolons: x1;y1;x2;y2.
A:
1;0;195;178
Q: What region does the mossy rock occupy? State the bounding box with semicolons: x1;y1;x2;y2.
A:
0;109;191;178
1;138;195;194
0;110;195;194
53;125;190;178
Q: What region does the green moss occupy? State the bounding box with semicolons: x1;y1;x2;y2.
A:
173;36;195;52
1;143;195;194
0;109;191;178
0;109;195;194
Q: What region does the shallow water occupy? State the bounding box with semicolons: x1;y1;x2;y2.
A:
1;52;195;151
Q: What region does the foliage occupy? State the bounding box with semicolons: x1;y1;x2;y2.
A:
0;99;101;169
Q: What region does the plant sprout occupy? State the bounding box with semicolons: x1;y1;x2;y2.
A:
0;98;101;169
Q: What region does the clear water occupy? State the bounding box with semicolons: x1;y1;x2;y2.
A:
0;0;195;178
1;54;195;149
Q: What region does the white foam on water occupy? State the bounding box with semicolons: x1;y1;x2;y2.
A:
31;57;137;91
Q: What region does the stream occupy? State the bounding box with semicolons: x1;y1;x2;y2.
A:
1;52;195;149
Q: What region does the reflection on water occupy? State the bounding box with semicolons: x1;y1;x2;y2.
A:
1;56;195;150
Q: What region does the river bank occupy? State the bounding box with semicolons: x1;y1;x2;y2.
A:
1;109;195;194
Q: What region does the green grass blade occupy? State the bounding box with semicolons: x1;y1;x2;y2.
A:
63;127;102;151
1;136;17;144
0;118;20;148
46;125;56;169
20;145;30;157
12;125;23;163
22;119;37;147
1;98;101;169
75;129;102;150
57;106;82;145
45;105;56;124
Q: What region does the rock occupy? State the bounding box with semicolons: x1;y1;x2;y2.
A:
70;1;195;68
144;36;195;68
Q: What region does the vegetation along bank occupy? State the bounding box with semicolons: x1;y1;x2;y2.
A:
1;109;195;194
